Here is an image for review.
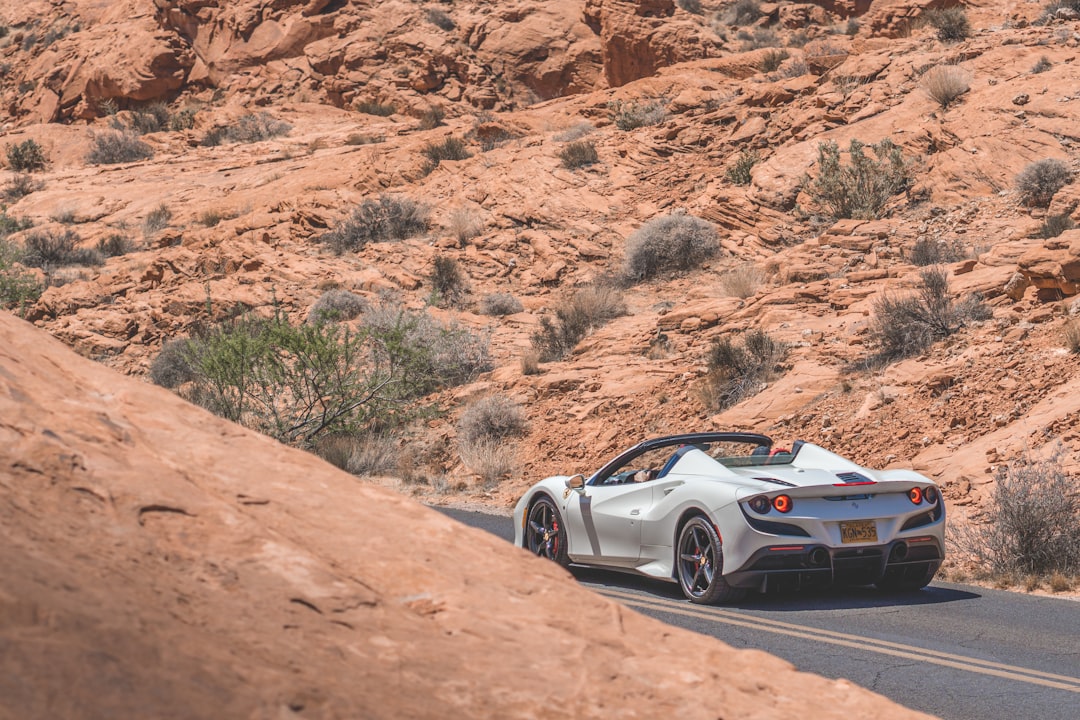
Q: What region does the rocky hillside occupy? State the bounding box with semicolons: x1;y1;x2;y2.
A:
2;0;1078;521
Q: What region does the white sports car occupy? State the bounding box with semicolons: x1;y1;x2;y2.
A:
513;432;945;604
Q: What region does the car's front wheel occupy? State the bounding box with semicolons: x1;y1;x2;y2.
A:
525;496;569;566
676;516;745;604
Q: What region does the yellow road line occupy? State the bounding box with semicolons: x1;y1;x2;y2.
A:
597;588;1080;694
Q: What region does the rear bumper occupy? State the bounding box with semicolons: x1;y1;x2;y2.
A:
724;537;944;591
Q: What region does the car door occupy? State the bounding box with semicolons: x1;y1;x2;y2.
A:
563;482;654;567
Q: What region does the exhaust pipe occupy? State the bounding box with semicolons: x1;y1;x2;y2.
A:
890;542;908;562
808;547;829;567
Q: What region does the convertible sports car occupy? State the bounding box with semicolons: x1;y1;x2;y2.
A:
513;432;945;604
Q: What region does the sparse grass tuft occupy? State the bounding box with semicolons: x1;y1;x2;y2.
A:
698;329;787;411
345;132;385;145
86;131;153;164
520;348;541;375
96;233;136;258
623;212;720;283
1015;158;1072;207
458;394;527;445
1031;55;1052;74
559;140;599;169
719;263;765;298
447;208;483;245
320;195;431;254
554;122;595;143
921;65;970;109
725;0;762;26
142;204;172;237
459;439;518;488
1064;319;1080;354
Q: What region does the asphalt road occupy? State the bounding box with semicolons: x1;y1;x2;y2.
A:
437;506;1080;720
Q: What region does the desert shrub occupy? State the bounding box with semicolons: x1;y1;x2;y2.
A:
921;65;970;109
6;139;46;172
623;211;720;283
520;348;541;375
480;292;523;316
143;204;172;236
1038;0;1080;24
51;209;76;224
677;0;703;14
909;237;965;266
21;229;103;269
419;106;446;130
429;254;468;307
807;138;910;220
1038;214;1075;239
719;262;764;298
1015;158;1072;207
459;439;518;488
426;8;456;30
3;173;43;201
699;329;787;411
845;17;861;35
86;131;153;164
1064;319;1080;354
531;283;626;361
0;238;43;314
924;7;970;41
0;210;32;239
169;304;489;446
170;107;197;131
559;140;599;169
447;207;483;245
458;394;527;445
307;288;367;324
129;103;171;135
953;449;1080;578
345;133;385;145
314;433;399;476
738;28;781;50
356;100;396;116
778;60;810;78
320;195;431;253
726;0;762;25
96;233;136;257
869;266;990;363
1031;55;1052;74
149;337;198;388
759;49;789;72
610;100;667;131
554;122;595;143
725;148;759;185
421;136;471;172
201;112;291;146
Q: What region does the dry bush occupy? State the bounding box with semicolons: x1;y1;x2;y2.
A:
86;131;153;164
719;263;764;298
458;394;527;445
610;100;666;130
480;292;523;316
738;28;781;50
96;233;136;258
345;133;384;145
458;439;518;488
808;138;910;220
307;288;367;324
623;212;720;283
1016;158;1073;207
6;139;46;172
313;434;399;476
355;100;395;116
1030;55;1052;74
921;65;970;109
520;348;541;375
1038;0;1080;24
951;448;1080;579
201;113;291;146
554;122;594;143
1037;214;1075;239
924;7;970;41
559;140;599;169
2;173;43;201
142;204;172;237
421;136;472;173
725;148;759;186
759;49;789;72
1064;319;1080;354
447;207;483;245
429;254;469;307
725;0;762;26
127;103;172;135
531;283;626;361
698;329;787;411
320;195;431;253
909;237;966;266
425;8;455;31
21;229;103;269
676;0;703;14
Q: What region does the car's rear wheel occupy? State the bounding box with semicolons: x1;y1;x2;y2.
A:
526;496;569;567
676;516;745;604
876;563;937;592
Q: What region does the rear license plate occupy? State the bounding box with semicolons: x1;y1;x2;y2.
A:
840;520;878;544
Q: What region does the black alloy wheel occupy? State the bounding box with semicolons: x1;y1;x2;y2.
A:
526;496;569;566
676;516;745;604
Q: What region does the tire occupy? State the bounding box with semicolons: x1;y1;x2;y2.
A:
676;516;745;604
876;563;937;592
525;495;569;567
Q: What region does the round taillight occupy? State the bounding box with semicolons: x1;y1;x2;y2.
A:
908;487;923;504
773;495;793;513
924;486;939;504
748;495;770;514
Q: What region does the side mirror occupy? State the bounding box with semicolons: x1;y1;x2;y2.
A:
565;474;585;491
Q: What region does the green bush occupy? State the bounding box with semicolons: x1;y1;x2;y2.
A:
86;131;153;164
725;148;760;185
869;266;990;364
531;283;626;361
807;138;910;220
623;212;720;283
201;113;291;146
6;139;46;172
924;7;970;41
21;229;104;269
1015;158;1072;207
699;330;787;411
559;140;599;169
320;195;431;254
0;237;43;315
